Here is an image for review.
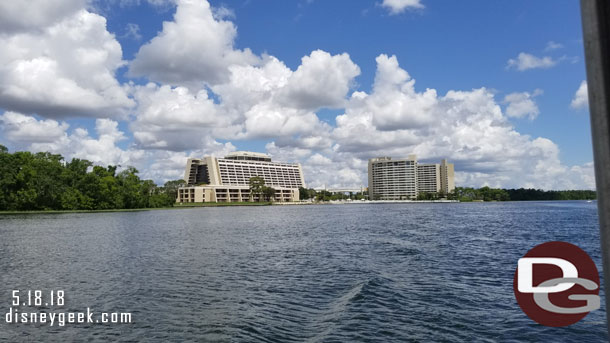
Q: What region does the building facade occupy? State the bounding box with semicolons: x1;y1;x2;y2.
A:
368;155;418;200
439;159;455;195
417;163;441;193
177;151;305;203
368;155;455;200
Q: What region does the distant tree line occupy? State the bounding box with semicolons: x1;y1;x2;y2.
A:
450;187;596;202
0;145;185;211
299;187;367;201
298;185;595;202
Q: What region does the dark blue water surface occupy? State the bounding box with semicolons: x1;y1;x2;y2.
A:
0;201;607;342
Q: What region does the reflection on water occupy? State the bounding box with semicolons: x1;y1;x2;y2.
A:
0;201;606;341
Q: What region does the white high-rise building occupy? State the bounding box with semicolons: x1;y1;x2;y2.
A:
368;155;455;200
177;151;305;203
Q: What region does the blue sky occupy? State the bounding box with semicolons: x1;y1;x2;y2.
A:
0;0;594;189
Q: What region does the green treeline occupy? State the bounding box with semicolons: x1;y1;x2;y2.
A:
299;187;367;201
452;186;596;202
0;145;184;211
298;185;596;202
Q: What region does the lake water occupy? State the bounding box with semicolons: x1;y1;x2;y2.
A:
0;201;607;342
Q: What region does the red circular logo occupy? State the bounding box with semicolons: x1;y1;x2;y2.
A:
513;241;600;327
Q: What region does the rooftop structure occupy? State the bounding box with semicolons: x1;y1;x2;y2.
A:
224;151;272;162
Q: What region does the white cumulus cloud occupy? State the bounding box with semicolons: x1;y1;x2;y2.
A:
0;9;134;118
129;0;259;89
123;23;142;40
0;0;85;33
0;112;69;144
131;83;237;151
545;41;563;52
130;49;355;150
571;80;588;109
381;0;424;15
503;90;542;120
277;50;360;110
1;112;135;166
507;52;558;71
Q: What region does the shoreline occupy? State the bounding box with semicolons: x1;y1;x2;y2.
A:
0;202;274;215
0;199;596;215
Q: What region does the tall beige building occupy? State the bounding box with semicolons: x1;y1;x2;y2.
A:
368;155;455;200
368;155;418;200
417;163;441;193
439;159;455;195
177;151;305;203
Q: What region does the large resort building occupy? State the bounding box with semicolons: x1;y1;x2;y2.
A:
368;155;455;200
177;151;305;203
